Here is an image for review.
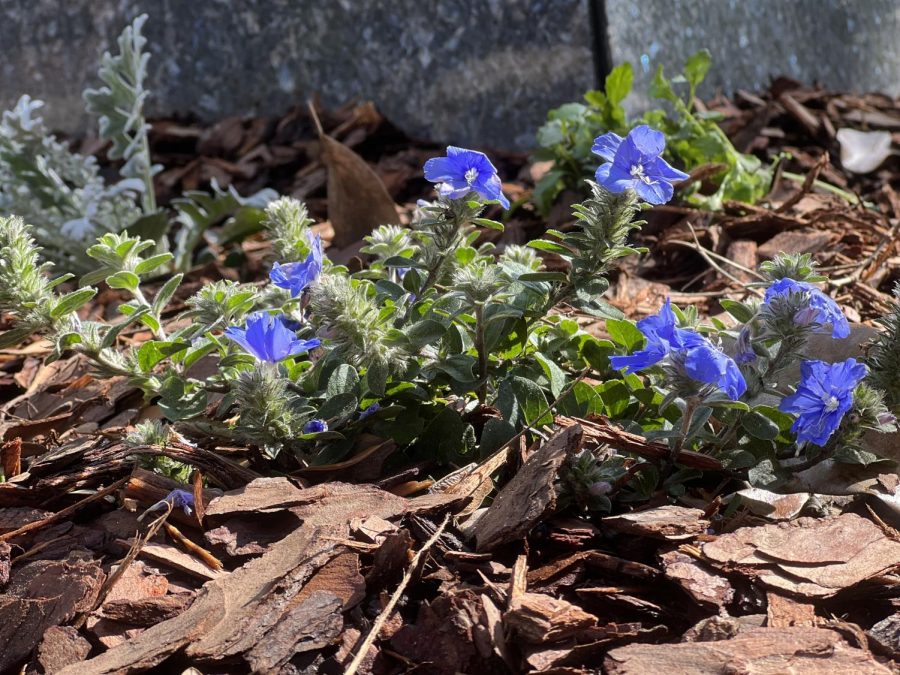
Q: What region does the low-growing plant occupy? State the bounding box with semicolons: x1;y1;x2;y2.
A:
533;50;773;213
1;125;896;511
0;15;275;275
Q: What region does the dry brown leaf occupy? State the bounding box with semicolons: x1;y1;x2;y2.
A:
312;107;397;248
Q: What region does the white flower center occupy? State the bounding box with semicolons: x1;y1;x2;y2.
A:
630;163;655;185
465;167;479;184
823;395;840;413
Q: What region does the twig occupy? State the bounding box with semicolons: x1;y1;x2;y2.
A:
0;476;129;542
683;224;767;291
345;513;451;675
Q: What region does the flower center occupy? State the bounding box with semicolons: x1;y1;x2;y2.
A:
465;167;479;184
823;395;840;413
630;163;655;185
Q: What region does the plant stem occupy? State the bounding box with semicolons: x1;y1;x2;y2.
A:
139;133;157;215
474;303;488;403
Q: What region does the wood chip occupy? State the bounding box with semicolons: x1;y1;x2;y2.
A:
702;513;900;597
36;625;92;674
766;591;817;628
504;592;599;644
603;505;709;541
660;550;733;608
473;425;583;552
605;626;892;674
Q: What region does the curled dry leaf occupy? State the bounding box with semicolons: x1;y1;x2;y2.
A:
314;121;398;248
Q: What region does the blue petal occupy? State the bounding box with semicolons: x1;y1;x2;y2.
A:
647;156;690;183
609;347;665;374
477;173;510;209
423;156;458;183
591;132;624;162
684;342;746;399
628;125;666;158
633;178;674;205
223;326;257;359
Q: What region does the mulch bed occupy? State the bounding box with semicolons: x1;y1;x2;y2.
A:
2;79;900;673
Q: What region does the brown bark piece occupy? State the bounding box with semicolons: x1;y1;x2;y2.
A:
603;505;709;541
867;614;900;658
245;590;343;673
36;625;92;674
473;425;583;552
758;229;832;259
702;513;900;597
725;239;758;282
660;550;734;608
294;552;365;610
64;525;342;674
605;626;892;674
504;592;598;644
766;591;817;628
0;540;10;587
100;594;194;626
0;553;104;673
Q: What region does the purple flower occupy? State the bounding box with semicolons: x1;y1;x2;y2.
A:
423;146;510;209
734;326;757;364
359;402;381;420
780;358;867;446
763;278;849;339
148;489;195;517
592;125;689;205
224;312;321;362
303;418;328;434
610;299;746;400
270;234;324;297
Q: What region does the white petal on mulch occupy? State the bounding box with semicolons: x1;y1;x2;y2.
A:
836;128;893;173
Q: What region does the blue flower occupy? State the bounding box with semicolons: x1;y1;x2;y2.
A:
147;489;195;517
303;418;328;434
592;125;689;205
763;278;849;339
734;326;757;364
609;299;702;373
270;234;324;297
610;298;747;400
359;402;381;420
423;146;510;209
780;358;867;446
224;312;321;362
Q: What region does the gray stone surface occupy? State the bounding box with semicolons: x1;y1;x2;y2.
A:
0;0;595;149
606;0;900;111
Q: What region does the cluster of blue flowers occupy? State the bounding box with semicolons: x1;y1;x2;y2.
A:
609;299;746;400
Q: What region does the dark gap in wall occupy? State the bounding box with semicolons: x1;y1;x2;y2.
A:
588;0;613;86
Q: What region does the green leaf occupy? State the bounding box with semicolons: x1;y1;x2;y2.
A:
0;327;36;349
605;62;634;105
135;253;174;276
100;307;150;349
366;360;389;396
137;340;170;372
106;271;140;292
479;417;516;457
415;407;468;464
518;272;569;282
473;217;504;232
528;239;572;255
50;288;97;319
405;319;447;349
534;352;567;397
326;364;360;398
684;49;712;91
511;376;553;427
720;299;755;324
742;411;779;441
317;392;359;422
606;319;644;351
151;273;183;316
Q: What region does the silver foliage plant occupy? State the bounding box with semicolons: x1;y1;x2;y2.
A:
0;14;274;275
